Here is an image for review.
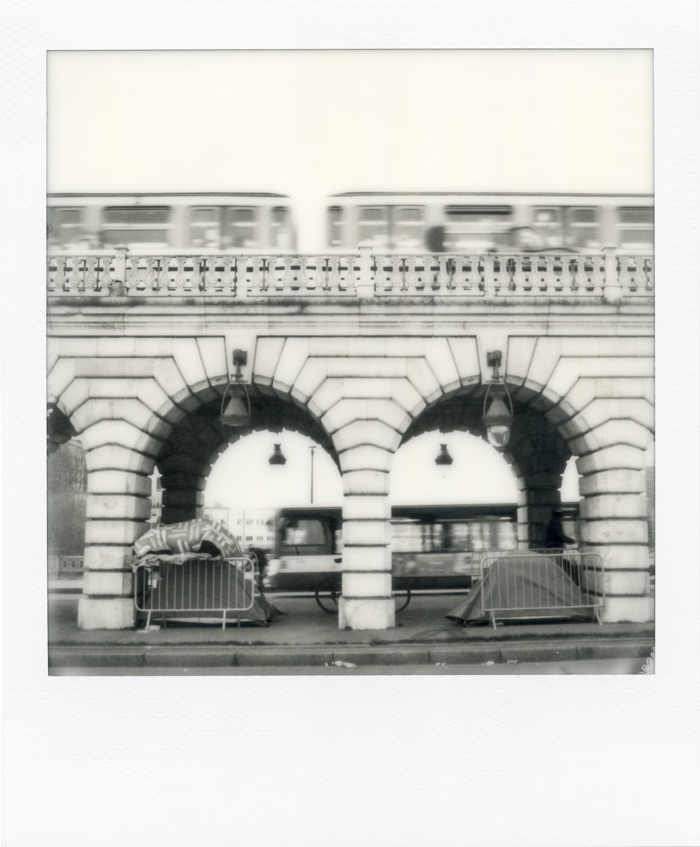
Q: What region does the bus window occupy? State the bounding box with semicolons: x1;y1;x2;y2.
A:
281;519;333;555
101;206;172;248
616;207;654;250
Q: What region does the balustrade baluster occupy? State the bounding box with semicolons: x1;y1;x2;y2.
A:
218;256;229;293
313;257;327;293
543;256;557;293
482;255;497;295
403;257;417;293
247;257;262;295
466;256;481;293
423;255;436;291
84;257;98;293
559;256;574;295
591;255;604;296
644;258;654;292
511;256;526;294
199;256;211;293
236;256;250;298
495;257;510;294
344;256;357;295
389;257;403;293
97;256;112;294
619;256;637;293
281;257;294;293
125;257;140;294
47;256;59;293
572;257;587;293
67;258;82;293
324;257;338;293
156;257;170;293
296;257;309;293
373;257;388;292
139;257;153;292
449;256;461;293
172;257;185;293
533;255;548;292
435;256;450;293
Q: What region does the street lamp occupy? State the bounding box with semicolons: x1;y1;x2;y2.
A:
220;349;251;429
435;444;454;465
310;445;316;504
268;444;287;465
483;350;514;451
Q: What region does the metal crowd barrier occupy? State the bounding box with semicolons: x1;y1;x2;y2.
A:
133;556;257;631
476;549;605;629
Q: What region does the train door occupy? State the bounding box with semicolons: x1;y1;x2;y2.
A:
267;511;342;590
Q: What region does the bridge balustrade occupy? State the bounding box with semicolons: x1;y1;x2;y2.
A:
47;247;654;299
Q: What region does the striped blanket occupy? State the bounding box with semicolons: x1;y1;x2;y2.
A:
132;519;242;563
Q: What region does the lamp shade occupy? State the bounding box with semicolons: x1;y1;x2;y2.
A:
484;394;513;450
268;444;287;465
435;444;454;465
220;392;250;428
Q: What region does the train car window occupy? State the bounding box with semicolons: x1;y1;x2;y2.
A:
190;207;222;248
281;519;332;555
271;206;292;249
393;206;425;248
358;206;390;248
391;517;517;553
531;207;564;247
101;206;172;247
327;206;344;247
616;207;654;249
225;207;258;248
47;208;85;248
443;206;513;251
566;207;600;249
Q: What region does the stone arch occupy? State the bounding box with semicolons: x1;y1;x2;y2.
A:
505;336;655;622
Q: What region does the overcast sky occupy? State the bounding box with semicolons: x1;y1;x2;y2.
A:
49;49;652;508
48;49;653;250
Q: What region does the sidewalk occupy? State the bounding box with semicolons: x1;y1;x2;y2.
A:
48;593;655;672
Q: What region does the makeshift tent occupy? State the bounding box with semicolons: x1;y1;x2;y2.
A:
132;519;281;626
446;552;598;626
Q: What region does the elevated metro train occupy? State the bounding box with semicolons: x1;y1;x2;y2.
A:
47;193;297;252
47;191;653;255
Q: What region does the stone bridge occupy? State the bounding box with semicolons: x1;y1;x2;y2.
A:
47;247;655;630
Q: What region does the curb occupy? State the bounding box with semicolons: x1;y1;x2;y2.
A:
49;637;654;671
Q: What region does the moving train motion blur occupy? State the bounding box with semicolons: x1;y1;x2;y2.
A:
326;192;654;254
47;193;297;251
264;503;581;593
48;191;653;255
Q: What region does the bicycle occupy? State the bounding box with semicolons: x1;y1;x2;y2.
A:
315;574;411;614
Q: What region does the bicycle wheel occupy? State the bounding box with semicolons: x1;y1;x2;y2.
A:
315;576;342;613
392;578;411;613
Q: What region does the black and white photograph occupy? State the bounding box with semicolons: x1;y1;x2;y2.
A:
45;49;656;676
2;3;699;846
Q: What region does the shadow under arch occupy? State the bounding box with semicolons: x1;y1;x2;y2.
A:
155;385;338;525
400;385;573;548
